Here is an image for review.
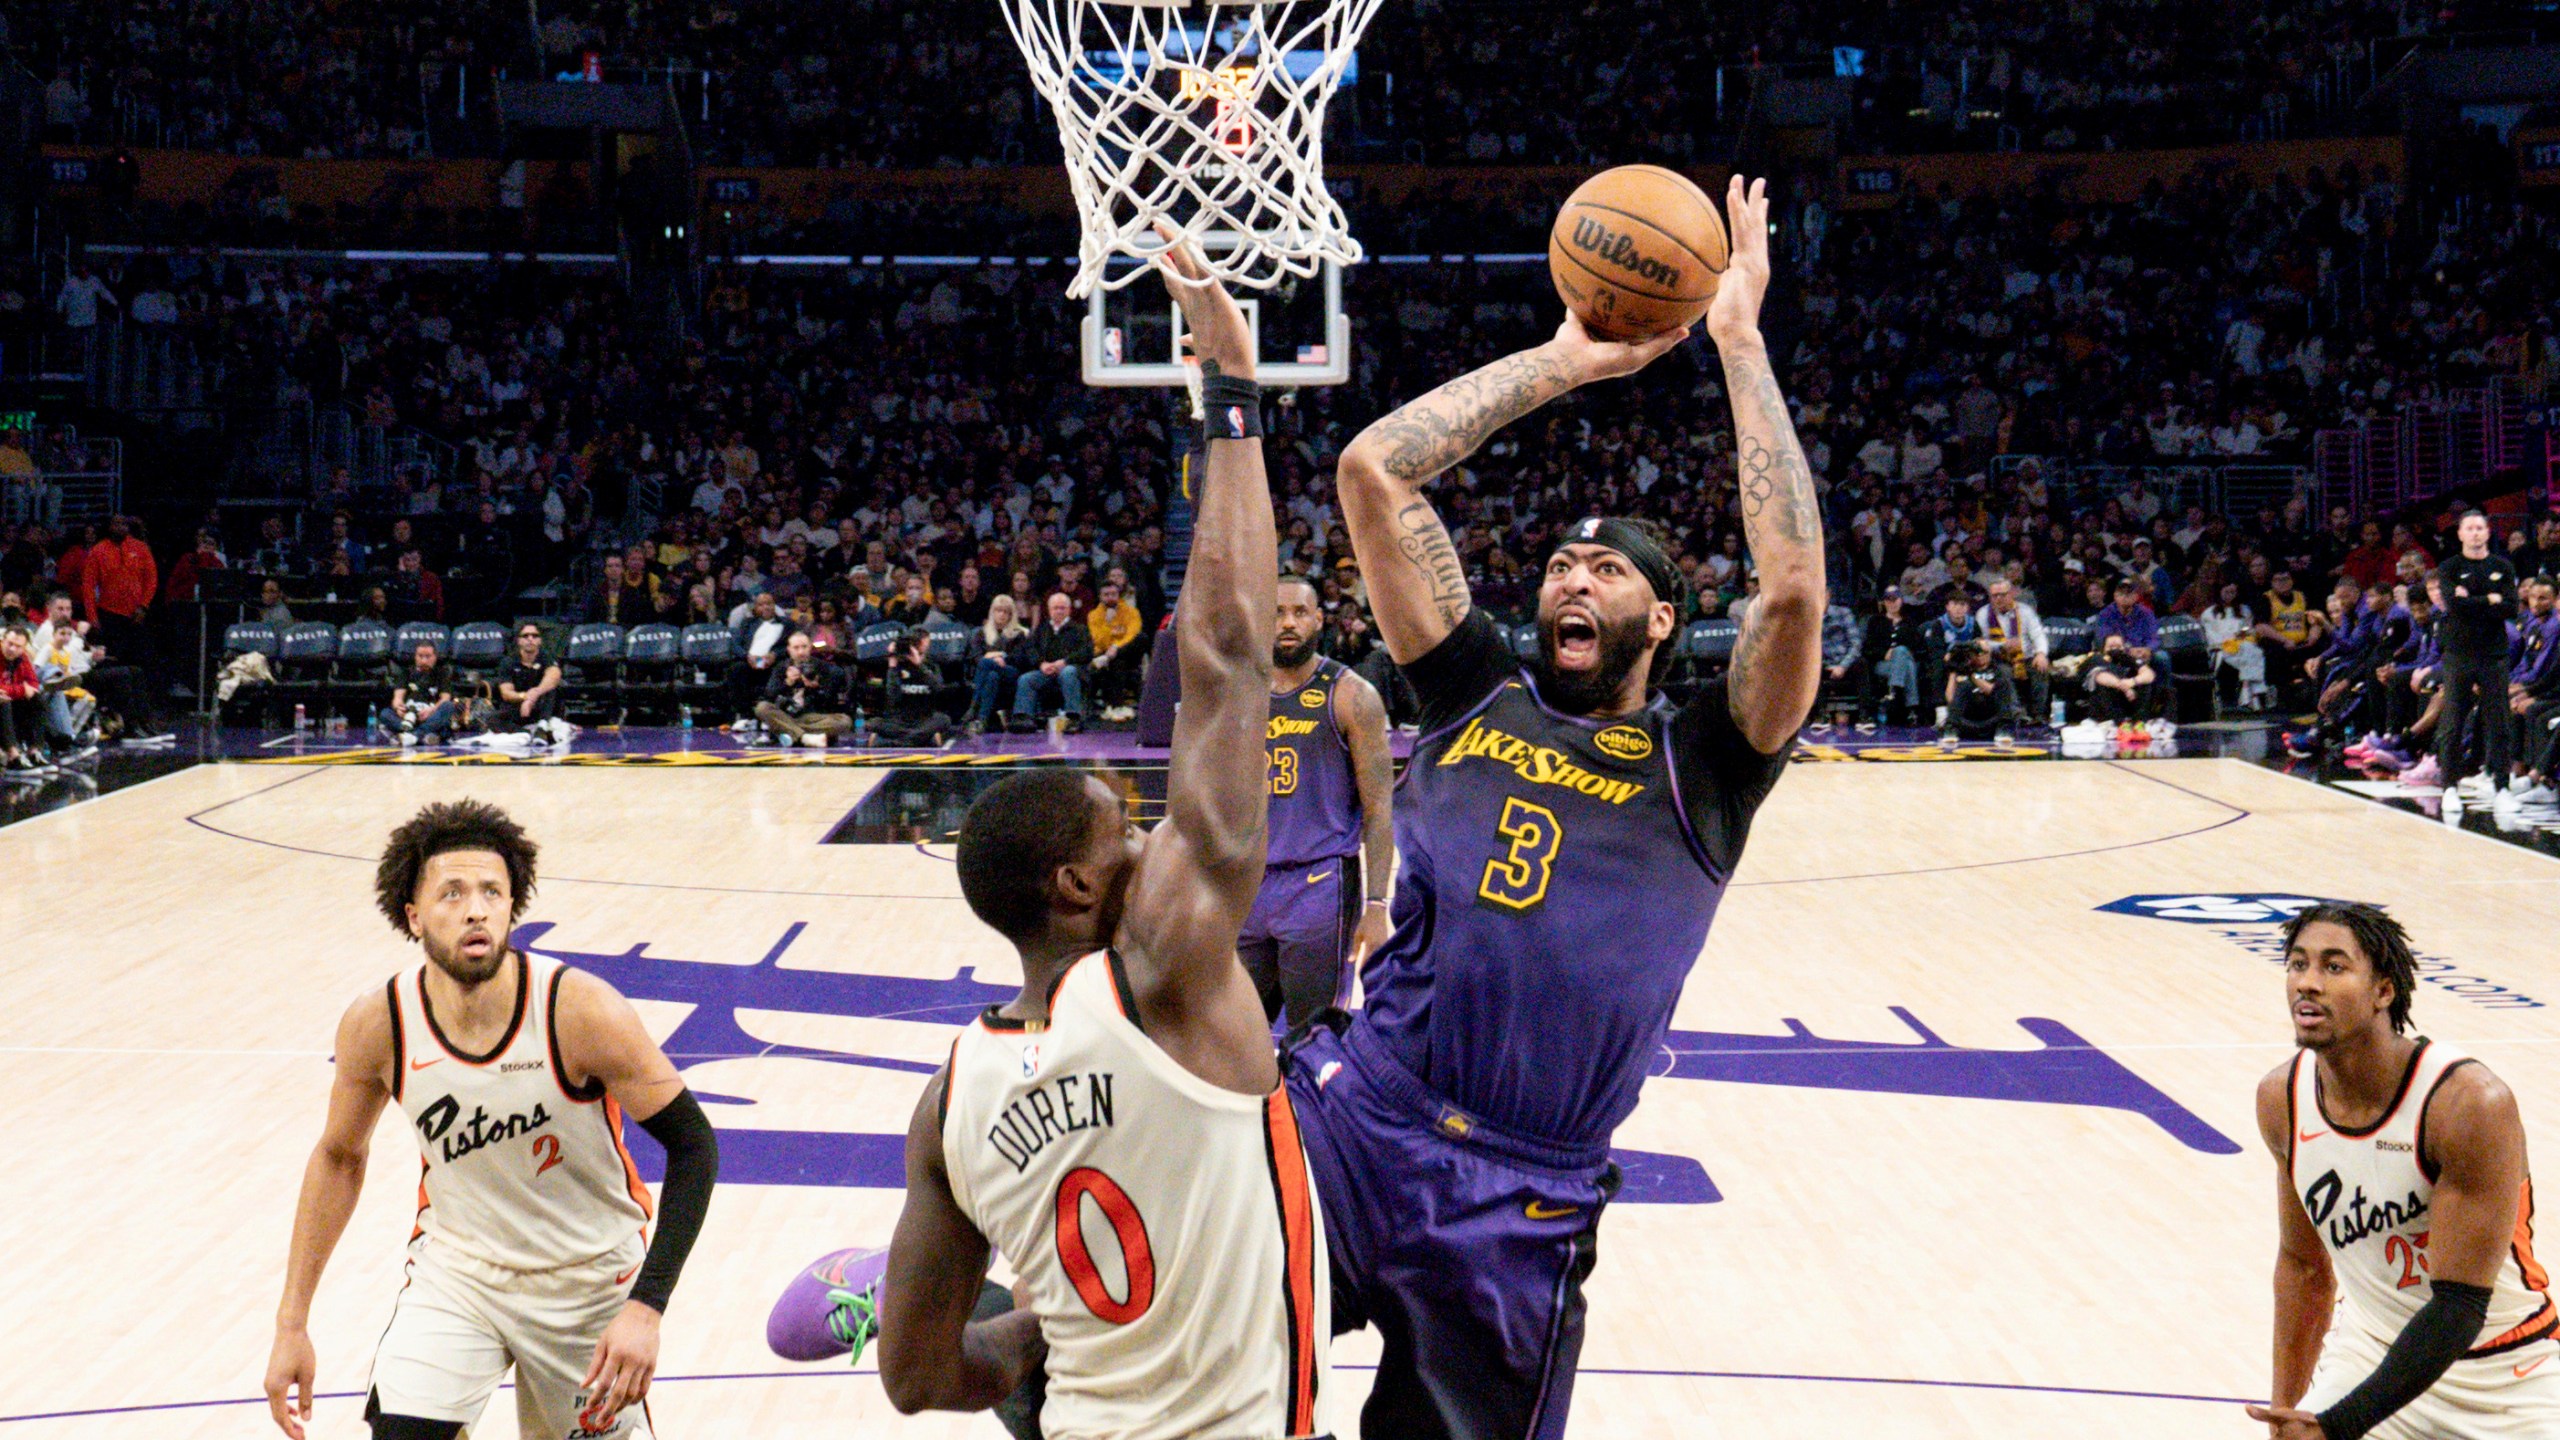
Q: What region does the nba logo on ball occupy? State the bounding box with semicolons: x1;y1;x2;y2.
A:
2095;893;2340;925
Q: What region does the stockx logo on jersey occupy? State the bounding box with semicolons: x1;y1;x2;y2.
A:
512;917;2241;1206
2098;894;2544;1012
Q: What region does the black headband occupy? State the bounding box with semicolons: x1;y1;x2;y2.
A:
1553;517;1682;607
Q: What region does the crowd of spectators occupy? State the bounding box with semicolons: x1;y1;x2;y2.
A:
14;0;517;158
4;150;2555;750
19;0;2493;167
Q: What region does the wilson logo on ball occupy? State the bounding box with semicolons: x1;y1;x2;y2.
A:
1571;218;1682;288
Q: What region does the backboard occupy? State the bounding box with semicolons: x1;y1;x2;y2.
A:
1081;232;1350;388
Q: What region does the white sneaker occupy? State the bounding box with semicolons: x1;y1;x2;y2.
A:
2458;774;2494;799
804;732;828;750
2146;719;2177;742
2510;783;2557;808
397;732;418;748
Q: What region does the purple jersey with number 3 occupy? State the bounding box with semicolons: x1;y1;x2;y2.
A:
1359;628;1764;1149
1265;657;1363;867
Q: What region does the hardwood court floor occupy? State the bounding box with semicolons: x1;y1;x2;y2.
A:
4;758;2557;1439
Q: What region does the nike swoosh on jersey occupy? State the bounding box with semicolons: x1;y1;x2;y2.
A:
2298;1129;2327;1144
1524;1201;1579;1220
614;1262;642;1285
411;1056;443;1071
1305;869;1335;884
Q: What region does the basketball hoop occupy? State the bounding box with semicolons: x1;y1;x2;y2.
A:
1000;0;1385;298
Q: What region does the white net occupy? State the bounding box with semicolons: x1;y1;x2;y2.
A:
1001;0;1386;297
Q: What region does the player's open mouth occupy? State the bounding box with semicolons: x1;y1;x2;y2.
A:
1554;611;1599;667
461;931;496;956
2293;1002;2325;1023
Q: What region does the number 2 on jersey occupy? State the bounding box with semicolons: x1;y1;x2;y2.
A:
531;1133;562;1177
1267;746;1300;796
1055;1166;1155;1324
1478;797;1562;912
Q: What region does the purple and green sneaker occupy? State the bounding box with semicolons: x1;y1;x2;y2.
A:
768;1246;889;1364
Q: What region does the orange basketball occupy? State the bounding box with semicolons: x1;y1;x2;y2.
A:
1547;165;1729;343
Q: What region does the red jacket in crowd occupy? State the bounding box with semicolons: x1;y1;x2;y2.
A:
0;654;39;701
164;546;226;603
85;536;159;622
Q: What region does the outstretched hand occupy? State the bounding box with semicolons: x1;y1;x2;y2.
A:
1706;174;1773;347
1153;223;1256;382
1545;312;1691;389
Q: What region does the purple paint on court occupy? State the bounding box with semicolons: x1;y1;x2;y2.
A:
514;918;2236;1201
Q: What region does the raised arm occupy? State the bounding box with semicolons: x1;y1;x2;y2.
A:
1115;237;1282;1074
1709;177;1827;753
1338;316;1687;664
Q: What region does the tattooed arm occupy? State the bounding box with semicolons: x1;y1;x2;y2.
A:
1338;320;1689;663
1708;177;1826;753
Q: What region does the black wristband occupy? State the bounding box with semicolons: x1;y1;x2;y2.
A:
627;1088;719;1314
1199;375;1263;441
2316;1279;2490;1440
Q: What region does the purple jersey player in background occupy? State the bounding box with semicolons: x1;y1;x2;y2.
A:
1298;175;1824;1439
1243;573;1397;1031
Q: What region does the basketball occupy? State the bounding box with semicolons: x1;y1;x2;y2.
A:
1547;165;1729;342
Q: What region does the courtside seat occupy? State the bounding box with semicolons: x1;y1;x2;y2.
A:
223;621;280;658
562;624;626;722
274;622;339;692
449;621;507;672
332;620;393;711
923;620;971;669
677;623;735;715
393;622;451;661
2157;614;2216;720
620;624;682;720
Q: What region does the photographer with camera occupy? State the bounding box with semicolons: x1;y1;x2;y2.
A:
752;631;851;748
873;627;956;747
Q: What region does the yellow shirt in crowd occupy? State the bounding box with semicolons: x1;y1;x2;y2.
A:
1089;599;1141;653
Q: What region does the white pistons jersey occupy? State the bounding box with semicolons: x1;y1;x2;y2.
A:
2288;1040;2556;1355
390;950;654;1272
941;951;1328;1440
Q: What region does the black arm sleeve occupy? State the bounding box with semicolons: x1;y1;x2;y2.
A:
628;1088;719;1314
1402;609;1524;735
2315;1279;2490;1440
1667;678;1793;877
